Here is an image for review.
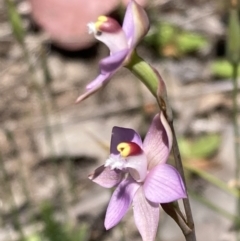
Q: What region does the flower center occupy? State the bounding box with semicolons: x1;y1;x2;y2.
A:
104;142;147;182
87;16;128;54
104;142;143;173
104;155;126;170
88;16;122;35
117;142;142;157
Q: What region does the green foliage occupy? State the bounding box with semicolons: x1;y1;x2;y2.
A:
157;23;175;46
211;59;240;78
177;32;207;53
5;0;25;45
22;203;89;241
179;134;221;160
22;234;42;241
144;23;207;56
41;203;88;241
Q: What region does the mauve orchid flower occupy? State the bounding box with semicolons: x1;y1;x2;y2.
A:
89;113;186;241
76;0;149;103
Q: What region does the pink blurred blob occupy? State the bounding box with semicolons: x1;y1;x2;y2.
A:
28;0;147;50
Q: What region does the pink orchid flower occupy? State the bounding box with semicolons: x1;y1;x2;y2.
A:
89;113;186;241
76;0;149;103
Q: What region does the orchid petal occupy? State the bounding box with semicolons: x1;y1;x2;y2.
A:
100;49;129;74
143;164;187;203
110;126;143;156
104;176;140;229
143;112;173;170
95;30;128;54
126;153;147;182
86;72;112;90
76;73;112;103
122;0;149;48
133;187;159;241
88;165;123;188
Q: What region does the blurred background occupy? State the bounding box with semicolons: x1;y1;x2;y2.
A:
0;0;240;240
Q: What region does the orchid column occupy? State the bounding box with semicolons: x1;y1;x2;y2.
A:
77;1;196;241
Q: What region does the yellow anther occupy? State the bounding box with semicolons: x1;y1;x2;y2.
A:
97;16;108;22
117;143;131;157
94;16;108;30
117;142;142;157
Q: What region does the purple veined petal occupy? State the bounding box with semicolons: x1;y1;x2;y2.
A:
143;164;187;204
122;0;149;48
143;112;173;170
100;49;129;75
122;1;134;44
75;72;112;103
126;153;147;182
110;126;143;156
88;165;123;188
132;187;159;241
105;176;140;229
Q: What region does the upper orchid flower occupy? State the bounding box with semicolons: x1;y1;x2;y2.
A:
89;113;186;241
76;0;149;103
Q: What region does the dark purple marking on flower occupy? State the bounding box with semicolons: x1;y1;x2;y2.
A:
110;126;143;155
99;17;122;33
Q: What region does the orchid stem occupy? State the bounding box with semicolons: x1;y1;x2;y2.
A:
232;62;240;238
170;124;196;239
227;0;240;237
126;52;158;97
232;63;240;183
126;52;196;241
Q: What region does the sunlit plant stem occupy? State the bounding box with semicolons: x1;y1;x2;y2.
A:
227;0;240;238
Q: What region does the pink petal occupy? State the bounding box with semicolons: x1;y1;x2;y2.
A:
76;72;112;103
143;164;186;203
105;177;140;229
100;49;129;75
88;165;123;188
94;28;128;54
86;72;112;90
143;112;173;170
110;126;143;156
126;153;147;182
122;0;149;48
133;187;159;241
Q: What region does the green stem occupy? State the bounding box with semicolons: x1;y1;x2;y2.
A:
39;45;77;198
232;63;240;180
184;163;239;198
126;52;158;97
126;52;196;241
21;43;68;216
171;126;195;233
0;152;25;240
232;63;240;237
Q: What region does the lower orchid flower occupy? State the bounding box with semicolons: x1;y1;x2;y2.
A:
89;112;186;241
